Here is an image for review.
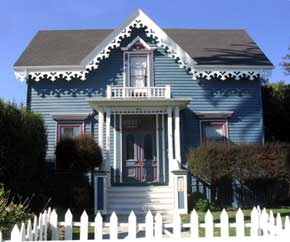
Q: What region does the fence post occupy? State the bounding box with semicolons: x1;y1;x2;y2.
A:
95;212;103;240
80;210;89;241
205;210;214;238
42;210;48;240
269;210;275;236
64;209;73;240
251;207;259;237
128;211;136;239
39;213;43;241
236;208;244;237
20;223;26;241
220;209;229;238
173;212;181;239
284;216;290;236
190;209;199;238
11;224;21;241
276;213;282;235
50;209;59;240
145;210;154;239
33;215;38;241
155;212;163;239
260;208;269;236
26;219;32;241
110;211;118;240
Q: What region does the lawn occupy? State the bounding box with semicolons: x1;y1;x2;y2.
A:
67;208;290;239
181;208;290;237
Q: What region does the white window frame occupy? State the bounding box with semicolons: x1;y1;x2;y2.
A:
122;36;155;88
199;119;229;144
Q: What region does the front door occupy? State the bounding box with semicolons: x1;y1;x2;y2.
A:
122;115;157;183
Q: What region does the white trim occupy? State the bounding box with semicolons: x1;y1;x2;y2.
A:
156;114;160;182
105;109;111;173
167;107;174;185
98;111;104;150
174;107;181;163
119;114;123;183
199;119;229;144
121;36;155;51
162;114;166;183
113;114;117;182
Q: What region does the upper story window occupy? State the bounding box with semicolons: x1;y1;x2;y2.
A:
122;36;155;88
201;120;228;144
129;55;147;87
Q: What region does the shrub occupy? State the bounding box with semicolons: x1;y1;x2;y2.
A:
55;135;102;172
188;142;290;205
0;186;33;236
0;99;47;210
188;192;210;212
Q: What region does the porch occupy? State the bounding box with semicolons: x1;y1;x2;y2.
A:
87;85;191;214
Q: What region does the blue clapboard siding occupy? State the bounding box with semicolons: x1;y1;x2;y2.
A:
27;28;264;165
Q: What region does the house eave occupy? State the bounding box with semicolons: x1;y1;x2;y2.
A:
86;97;192;112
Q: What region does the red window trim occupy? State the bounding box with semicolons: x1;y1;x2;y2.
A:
201;120;228;144
57;122;84;142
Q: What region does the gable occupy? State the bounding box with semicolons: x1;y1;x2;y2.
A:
14;9;273;82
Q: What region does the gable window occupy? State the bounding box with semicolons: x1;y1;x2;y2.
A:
57;123;84;141
201;120;228;144
122;36;155;88
129;55;148;87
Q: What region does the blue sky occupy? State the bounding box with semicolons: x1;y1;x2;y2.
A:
0;0;289;104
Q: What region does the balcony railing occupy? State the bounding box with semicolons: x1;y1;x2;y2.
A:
106;85;171;99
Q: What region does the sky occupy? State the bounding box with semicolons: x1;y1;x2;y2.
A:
0;0;289;104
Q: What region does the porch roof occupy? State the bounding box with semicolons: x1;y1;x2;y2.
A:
87;97;191;112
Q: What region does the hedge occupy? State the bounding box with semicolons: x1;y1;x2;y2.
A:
0;99;47;210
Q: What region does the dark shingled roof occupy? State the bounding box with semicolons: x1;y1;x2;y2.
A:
14;29;273;67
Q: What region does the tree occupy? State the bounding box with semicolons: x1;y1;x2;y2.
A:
281;44;290;74
0;99;47;195
262;82;290;142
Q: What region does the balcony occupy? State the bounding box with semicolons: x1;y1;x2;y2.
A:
106;85;171;99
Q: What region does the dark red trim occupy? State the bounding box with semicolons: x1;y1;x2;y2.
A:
57;122;84;142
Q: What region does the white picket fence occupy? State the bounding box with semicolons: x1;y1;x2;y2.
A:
3;206;290;241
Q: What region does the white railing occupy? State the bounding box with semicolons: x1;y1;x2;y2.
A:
4;206;290;241
107;85;171;99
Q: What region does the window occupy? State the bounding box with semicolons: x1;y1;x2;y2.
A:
129;55;148;87
201;121;227;144
122;36;155;88
126;134;135;160
143;134;154;160
57;123;84;141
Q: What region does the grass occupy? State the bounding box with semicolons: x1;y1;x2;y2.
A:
181;208;290;237
63;208;290;239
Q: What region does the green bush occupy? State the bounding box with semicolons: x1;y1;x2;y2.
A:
188;192;210;212
0;186;33;236
0;99;47;211
188;143;290;206
188;142;290;182
55;135;102;172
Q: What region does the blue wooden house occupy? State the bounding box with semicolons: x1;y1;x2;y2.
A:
14;9;273;214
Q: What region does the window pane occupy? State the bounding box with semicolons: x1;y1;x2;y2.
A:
60;126;81;139
144;134;154;160
126;134;135;160
203;123;225;143
130;56;147;87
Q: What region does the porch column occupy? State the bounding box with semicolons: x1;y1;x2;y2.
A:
167;107;174;184
105;108;111;172
174;106;181;165
98;111;104;149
